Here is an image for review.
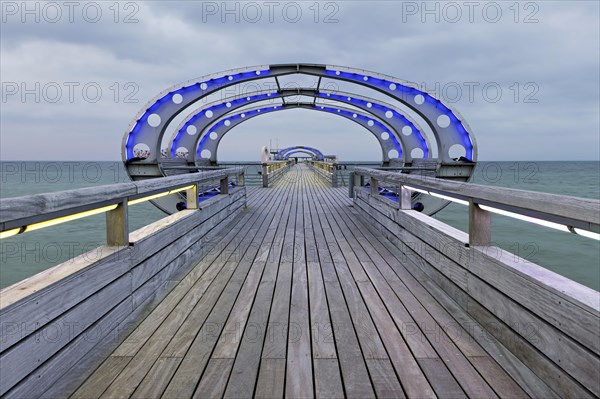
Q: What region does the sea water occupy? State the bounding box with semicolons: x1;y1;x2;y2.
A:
0;161;598;290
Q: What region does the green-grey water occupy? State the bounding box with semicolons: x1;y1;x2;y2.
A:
1;161;598;291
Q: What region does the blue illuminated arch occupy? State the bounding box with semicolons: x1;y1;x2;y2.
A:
194;103;403;164
123;64;476;182
168;89;426;164
276;146;325;161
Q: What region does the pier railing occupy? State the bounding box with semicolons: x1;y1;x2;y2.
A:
350;167;600;397
351;167;600;244
261;160;293;187
0;168;247;397
0;168;245;246
306;160;338;187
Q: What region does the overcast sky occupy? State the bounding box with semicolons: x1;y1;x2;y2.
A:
1;0;599;161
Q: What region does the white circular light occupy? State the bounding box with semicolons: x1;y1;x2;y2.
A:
411;148;424;158
381;132;389;140
210;132;218;140
224;120;231;126
385;110;393;119
201;149;211;158
228;76;233;81
449;144;466;159
205;110;214;118
389;83;397;90
414;94;425;105
367;120;374;126
352;113;357;118
147;113;161;127
366;102;372;108
186;125;197;135
402;126;412;136
172;94;183;104
437;114;451;128
200;83;208;90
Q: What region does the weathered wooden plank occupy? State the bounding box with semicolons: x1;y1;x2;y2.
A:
320;188;511;398
313;358;344;399
417;358;467;399
130;357;182;399
89;193;273;398
312;186;437;398
255;358;286;399
325;188;526;396
469;356;529;398
0;273;132;396
223;183;295;398
161;181;296;398
306;188;375;398
285;190;314;399
366;358;406;399
354;192;587;396
357;194;600;396
4;296;134;399
39;272;172;399
0;245;129;350
114;189;271;358
70;356;131;399
194;358;234;399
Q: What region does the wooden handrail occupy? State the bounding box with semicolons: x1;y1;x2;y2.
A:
352;167;600;244
0;168;244;245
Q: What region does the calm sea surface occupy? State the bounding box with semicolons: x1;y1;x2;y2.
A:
1;161;598;290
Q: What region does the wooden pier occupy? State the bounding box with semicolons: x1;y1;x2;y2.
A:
1;164;598;399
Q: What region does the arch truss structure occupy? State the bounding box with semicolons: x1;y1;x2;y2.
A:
275;146;325;161
121;63;477;214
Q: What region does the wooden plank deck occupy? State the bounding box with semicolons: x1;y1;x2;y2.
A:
70;164;529;398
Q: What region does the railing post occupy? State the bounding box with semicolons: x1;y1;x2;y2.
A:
186;183;199;209
106;201;128;246
353;172;363;188
469;200;491;246
262;163;268;188
220;176;229;195
332;163;338;188
370;177;379;196
399;185;412;210
237;170;245;186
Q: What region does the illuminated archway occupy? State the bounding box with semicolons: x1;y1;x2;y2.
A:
194;103;402;165
123;63;476;181
275;146;325;161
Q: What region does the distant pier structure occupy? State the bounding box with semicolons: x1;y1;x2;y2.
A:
0;64;598;399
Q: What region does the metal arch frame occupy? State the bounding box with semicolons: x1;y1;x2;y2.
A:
275;146;325;161
123;63;476;179
168;88;428;165
282;150;320;160
194;103;402;164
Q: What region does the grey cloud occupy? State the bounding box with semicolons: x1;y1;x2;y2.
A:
1;0;598;161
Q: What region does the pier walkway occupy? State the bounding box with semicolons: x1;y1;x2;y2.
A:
71;164;526;399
